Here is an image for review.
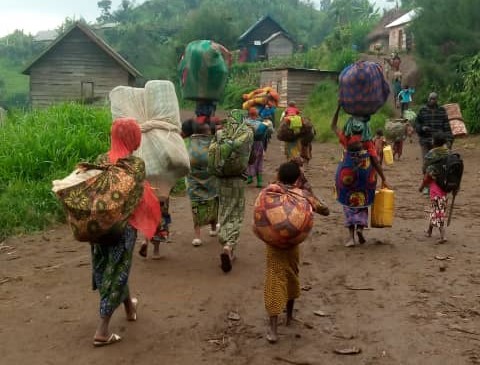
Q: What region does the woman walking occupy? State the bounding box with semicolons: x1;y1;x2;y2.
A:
331;105;389;247
184;120;219;246
92;118;160;346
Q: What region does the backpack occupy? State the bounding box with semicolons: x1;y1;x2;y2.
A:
435;153;464;193
208;115;253;177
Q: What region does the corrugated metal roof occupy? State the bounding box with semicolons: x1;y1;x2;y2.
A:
385;9;419;28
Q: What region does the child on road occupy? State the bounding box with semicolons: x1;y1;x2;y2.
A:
418;133;449;243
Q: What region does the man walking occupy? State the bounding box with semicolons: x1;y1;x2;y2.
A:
415;92;453;166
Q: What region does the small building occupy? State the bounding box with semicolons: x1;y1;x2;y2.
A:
367;9;408;53
385;9;418;52
238;15;295;62
23;22;141;107
260;68;339;108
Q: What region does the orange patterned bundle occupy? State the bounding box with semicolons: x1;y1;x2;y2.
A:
253;183;314;249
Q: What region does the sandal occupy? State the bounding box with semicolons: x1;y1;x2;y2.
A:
93;333;122;347
209;223;220;237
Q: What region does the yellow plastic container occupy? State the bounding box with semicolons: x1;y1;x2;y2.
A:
383;145;394;165
371;188;395;228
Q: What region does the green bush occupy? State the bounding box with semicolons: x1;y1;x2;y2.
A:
0;103;111;238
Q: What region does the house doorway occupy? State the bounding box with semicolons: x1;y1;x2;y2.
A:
81;81;94;102
398;29;403;50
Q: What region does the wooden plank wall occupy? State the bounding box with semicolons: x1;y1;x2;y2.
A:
267;36;294;59
29;28;130;107
287;71;338;107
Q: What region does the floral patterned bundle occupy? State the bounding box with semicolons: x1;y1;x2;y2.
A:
53;156;145;242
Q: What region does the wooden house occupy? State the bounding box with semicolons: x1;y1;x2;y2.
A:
385;9;418;52
23;22;141;107
238;15;295;62
260;68;339;108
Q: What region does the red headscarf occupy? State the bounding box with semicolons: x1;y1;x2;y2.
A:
109;118;161;239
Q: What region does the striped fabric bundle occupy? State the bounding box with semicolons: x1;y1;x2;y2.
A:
339;61;390;116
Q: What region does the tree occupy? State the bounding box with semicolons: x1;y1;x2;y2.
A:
97;0;113;23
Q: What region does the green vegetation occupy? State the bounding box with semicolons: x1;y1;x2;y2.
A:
304;81;394;142
0;104;111;238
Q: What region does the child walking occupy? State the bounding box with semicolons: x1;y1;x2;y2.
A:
260;161;329;343
374;129;387;165
418;133;449;243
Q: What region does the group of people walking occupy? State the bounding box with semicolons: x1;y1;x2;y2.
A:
85;89;457;347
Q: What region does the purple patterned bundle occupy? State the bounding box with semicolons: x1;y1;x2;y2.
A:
339;61;390;116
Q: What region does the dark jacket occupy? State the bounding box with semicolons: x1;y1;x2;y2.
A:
415;105;453;145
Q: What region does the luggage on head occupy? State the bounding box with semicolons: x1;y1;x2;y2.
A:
339;61;390;116
178;40;231;101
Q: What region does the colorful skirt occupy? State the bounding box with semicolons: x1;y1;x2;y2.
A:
92;225;137;318
191;198;219;227
430;196;448;228
247;141;265;176
264;244;300;316
343;206;369;227
335;149;377;208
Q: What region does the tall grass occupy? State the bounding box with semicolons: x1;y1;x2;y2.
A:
304;81;395;142
0;103;111;238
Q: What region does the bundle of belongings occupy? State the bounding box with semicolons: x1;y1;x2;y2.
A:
178;39;231;102
385;118;407;142
52;157;145;243
443;103;468;137
110;80;190;196
338;61;390;116
277;102;314;145
253;183;317;249
242;87;279;111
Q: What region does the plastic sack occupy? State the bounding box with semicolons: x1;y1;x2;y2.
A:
110;80;190;196
385;119;406;141
339;61;390;116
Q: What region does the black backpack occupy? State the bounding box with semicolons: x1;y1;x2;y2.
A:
435;153;464;193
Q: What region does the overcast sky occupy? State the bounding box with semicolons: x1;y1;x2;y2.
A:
0;0;395;38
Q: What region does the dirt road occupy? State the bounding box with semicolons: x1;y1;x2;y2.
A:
1;135;479;365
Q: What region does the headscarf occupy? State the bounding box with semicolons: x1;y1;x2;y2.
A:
108;118;161;239
343;116;372;141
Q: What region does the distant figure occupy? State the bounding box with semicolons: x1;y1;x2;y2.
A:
373;129;387;165
392;77;402;108
398;85;415;116
385;53;402;81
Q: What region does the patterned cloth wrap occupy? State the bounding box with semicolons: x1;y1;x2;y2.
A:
335;150;377;208
178;40;231;101
253;183;315;249
54;155;145;242
208;110;253;177
339;61;390;116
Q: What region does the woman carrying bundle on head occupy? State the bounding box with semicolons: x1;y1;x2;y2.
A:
331;105;390;247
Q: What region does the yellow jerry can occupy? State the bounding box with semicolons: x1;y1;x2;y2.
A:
371;188;395;228
383;145;394;165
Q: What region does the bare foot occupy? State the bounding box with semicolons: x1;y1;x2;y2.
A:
266;329;278;344
138;243;148;258
436;238;447;244
357;231;366;244
344;239;355;247
152;242;161;260
125;297;138;321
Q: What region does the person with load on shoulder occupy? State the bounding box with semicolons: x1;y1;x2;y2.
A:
91;118;161;347
331;104;390;247
259;160;329;344
246;107;273;188
418;132;450;244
